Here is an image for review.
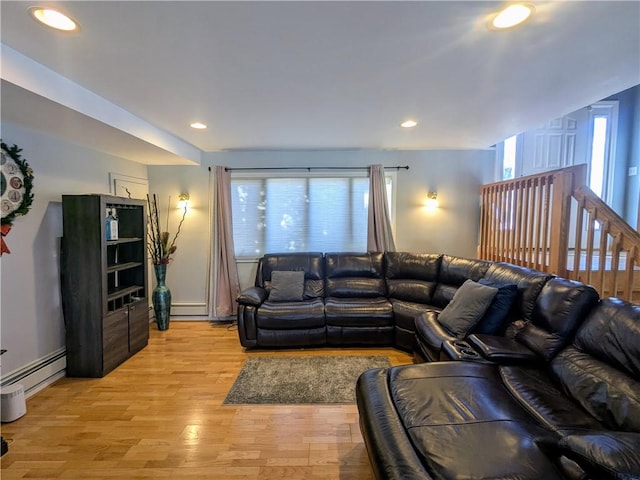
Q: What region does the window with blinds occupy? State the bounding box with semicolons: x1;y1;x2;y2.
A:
231;174;393;259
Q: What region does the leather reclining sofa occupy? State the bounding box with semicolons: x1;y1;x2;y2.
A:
236;251;640;480
238;251;499;350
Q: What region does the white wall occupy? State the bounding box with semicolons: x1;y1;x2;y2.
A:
618;85;640;229
0;123;494;382
147;148;495;305
145;165;211;315
0;123;148;380
495;84;640;227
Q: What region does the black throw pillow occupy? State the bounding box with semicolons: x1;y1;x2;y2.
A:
475;279;518;335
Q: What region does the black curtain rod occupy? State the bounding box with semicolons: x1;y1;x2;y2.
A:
223;165;410;172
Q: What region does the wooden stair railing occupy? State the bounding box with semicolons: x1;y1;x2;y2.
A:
479;164;640;302
570;185;640;302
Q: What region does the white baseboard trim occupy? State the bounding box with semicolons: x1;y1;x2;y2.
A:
167;302;208;316
167;317;210;321
1;348;66;399
158;316;235;322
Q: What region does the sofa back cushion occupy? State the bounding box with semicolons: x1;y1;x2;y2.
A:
385;252;442;304
482;262;553;323
516;278;599;361
431;255;491;308
550;298;640;431
257;252;325;299
532;278;599;337
574;297;640;379
325;252;386;298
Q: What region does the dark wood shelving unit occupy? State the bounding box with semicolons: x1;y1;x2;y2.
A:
106;261;144;273
61;194;149;378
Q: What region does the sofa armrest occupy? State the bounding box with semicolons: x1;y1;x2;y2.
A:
557;432;640;480
415;311;457;344
237;286;268;306
356;368;435;480
467;334;540;364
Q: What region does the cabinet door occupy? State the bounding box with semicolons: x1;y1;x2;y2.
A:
129;299;149;354
103;309;129;375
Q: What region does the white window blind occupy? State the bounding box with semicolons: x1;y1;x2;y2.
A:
231;173;393;259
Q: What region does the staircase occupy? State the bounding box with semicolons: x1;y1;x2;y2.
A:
478;164;640;303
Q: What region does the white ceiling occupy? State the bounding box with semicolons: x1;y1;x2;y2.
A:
1;1;639;165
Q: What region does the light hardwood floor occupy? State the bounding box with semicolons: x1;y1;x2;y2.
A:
1;321;413;479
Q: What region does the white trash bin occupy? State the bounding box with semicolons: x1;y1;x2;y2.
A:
1;384;26;422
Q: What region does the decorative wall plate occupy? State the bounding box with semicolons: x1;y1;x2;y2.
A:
1;141;34;255
1;141;33;226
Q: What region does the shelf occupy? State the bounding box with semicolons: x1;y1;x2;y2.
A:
106;203;144;210
107;285;145;302
62;194;148;377
107;261;143;273
107;237;143;246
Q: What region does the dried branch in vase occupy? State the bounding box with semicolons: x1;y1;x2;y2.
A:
146;194;186;265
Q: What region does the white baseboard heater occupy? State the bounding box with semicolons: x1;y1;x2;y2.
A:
1;348;66;399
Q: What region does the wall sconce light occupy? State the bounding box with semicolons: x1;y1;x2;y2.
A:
177;193;190;210
426;192;439;210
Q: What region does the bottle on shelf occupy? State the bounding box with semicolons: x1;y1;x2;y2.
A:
106;208;119;240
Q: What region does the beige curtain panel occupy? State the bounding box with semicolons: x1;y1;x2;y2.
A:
210;165;240;318
367;164;396;252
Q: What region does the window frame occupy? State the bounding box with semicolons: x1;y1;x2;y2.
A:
586;100;619;205
230;170;397;261
496;134;524;181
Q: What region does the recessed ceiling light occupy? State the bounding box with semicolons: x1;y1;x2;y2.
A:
401;120;418;128
190;122;207;130
491;4;534;30
29;7;78;31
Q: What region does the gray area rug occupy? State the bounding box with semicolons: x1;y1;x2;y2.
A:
223;355;391;404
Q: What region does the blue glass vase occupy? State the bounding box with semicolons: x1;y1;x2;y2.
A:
152;264;172;331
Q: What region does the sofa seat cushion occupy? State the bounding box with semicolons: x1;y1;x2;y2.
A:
324;297;393;326
558;431;640;480
256;299;325;329
387;362;566;479
499;365;604;436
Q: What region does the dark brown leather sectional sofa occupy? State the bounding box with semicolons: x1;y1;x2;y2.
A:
236;251;640;480
237;251;497;350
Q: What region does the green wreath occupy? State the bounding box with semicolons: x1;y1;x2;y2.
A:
1;141;35;226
